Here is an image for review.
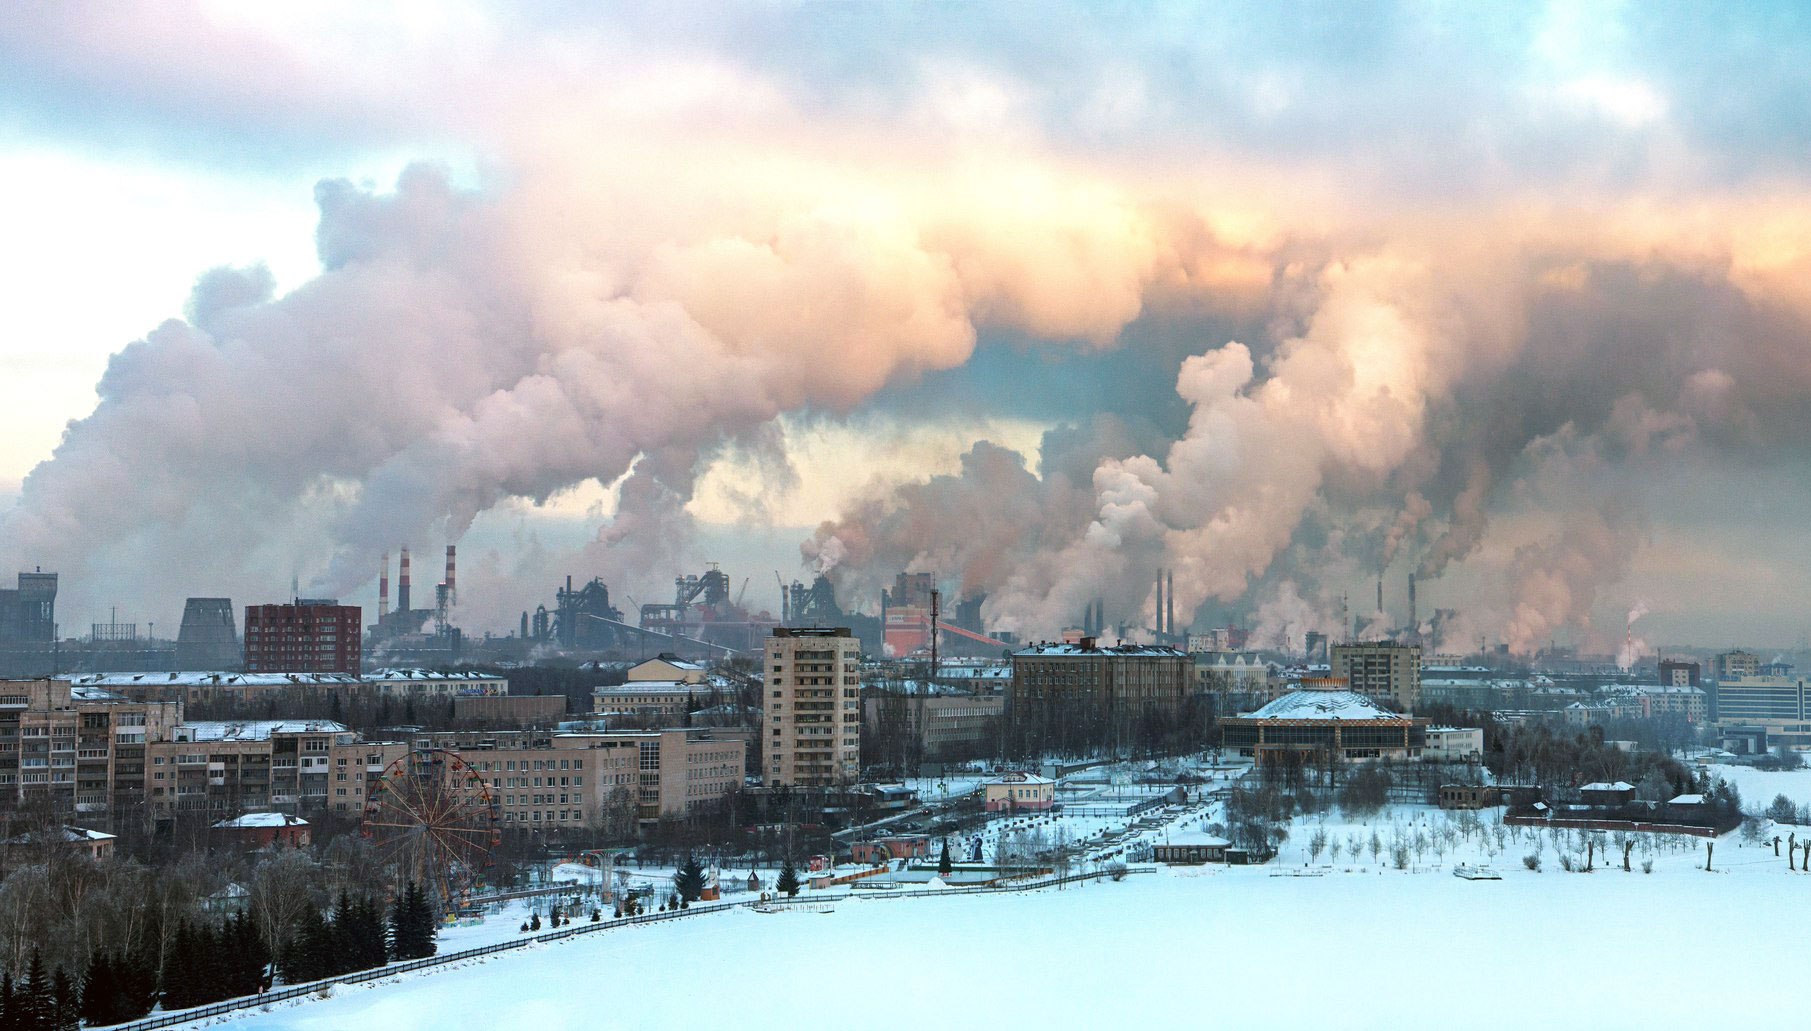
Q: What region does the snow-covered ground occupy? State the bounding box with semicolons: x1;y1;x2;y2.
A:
1699;763;1811;811
156;761;1811;1030
179;837;1806;1031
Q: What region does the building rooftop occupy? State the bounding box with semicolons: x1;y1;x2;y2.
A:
175;720;349;742
75;671;363;688
213;813;309;829
1580;781;1635;792
1241;690;1407;722
1014;642;1188;658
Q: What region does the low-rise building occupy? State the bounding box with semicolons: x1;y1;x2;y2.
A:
983;771;1054;812
625;655;709;684
1423;726;1484;762
212;812;311;849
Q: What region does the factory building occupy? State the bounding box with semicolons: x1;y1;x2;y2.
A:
0;572;57;643
765;627;862;788
244;601;362;675
175;598;239;670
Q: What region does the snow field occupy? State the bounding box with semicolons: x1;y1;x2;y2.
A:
185;852;1808;1031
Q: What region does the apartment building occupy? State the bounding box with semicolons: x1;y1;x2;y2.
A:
0;679;181;822
243;601;362;675
1008;639;1194;753
405;727;745;828
145;720;355;815
1331;641;1423;712
764;627;862;788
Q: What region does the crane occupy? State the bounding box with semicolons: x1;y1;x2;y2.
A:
735;577;750;611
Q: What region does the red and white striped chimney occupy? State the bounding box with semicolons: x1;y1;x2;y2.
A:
379;551;390;618
398;547;412;614
444;545;456;608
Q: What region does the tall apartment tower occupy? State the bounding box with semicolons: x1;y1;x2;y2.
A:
1331;641;1423;713
764;627;861;788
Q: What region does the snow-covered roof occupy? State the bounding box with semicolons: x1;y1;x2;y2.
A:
176;720;349;742
1242;691;1407;722
75;671;363;688
1668;794;1705;805
213;813;309;829
1580;781;1635;792
365;668;504;681
65;826;116;842
986;772;1053;785
593;682;695;695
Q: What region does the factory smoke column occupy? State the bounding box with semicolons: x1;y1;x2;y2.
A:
1166;569;1175;645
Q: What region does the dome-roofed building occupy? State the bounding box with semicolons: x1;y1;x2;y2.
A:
1222;687;1428;765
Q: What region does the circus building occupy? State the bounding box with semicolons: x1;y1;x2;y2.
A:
1222;688;1428;765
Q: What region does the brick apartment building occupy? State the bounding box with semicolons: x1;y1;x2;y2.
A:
243;601;362;675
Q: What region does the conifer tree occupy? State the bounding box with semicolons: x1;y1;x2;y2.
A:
50;968;77;1031
938;840;953;876
674;854;707;903
160;923;196;1010
777;858;800;898
2;970;15;1031
21;947;54;1030
79;950;113;1027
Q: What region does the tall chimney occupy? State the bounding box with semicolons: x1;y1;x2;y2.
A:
1376;575;1384;618
1407;572;1417;633
379;551;390;619
445;545;457;608
398;547;412;614
1155;570;1165;643
1166;570;1175;645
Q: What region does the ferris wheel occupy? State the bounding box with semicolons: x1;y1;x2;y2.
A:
361;748;500;910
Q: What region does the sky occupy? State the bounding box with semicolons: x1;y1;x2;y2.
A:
4;1;1811;654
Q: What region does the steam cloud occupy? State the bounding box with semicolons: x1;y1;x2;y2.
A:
7;5;1811;654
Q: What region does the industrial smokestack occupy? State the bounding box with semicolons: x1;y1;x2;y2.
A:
1155;569;1165;642
445;545;456;608
1166;569;1175;645
398;547;412;614
1376;575;1384;618
379;551;390;619
1407;572;1417;633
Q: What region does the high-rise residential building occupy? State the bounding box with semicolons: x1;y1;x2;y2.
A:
764;627;861;788
1331;641;1423;712
1715;650;1761;680
243;601;361;675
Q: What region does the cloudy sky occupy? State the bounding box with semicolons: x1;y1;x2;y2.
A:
4;1;1811;655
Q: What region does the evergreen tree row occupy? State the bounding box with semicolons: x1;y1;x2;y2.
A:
76;947;158;1027
280;892;388;985
159;911;272;1011
388;882;438;961
0;948;80;1031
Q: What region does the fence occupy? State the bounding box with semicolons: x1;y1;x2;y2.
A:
98;867;1147;1031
